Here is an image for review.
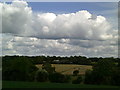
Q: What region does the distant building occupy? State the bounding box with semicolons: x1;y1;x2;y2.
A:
53;60;60;63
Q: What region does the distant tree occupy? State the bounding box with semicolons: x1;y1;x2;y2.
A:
35;69;49;82
72;76;83;84
64;75;71;83
2;57;38;81
118;59;120;67
73;70;79;76
111;61;120;86
42;62;55;73
49;72;70;83
84;70;94;84
85;59;116;85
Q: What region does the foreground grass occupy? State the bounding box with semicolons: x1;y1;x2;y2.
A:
2;81;120;88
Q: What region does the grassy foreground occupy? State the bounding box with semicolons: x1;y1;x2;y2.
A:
2;81;120;88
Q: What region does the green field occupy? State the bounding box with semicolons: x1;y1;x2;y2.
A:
2;81;120;88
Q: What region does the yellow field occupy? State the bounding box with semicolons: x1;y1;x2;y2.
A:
36;64;92;75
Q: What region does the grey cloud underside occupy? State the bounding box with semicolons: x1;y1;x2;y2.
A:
2;34;118;57
1;0;118;57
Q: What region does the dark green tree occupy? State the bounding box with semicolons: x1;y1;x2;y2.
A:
73;70;79;76
35;69;49;82
2;57;38;81
85;59;116;85
49;72;70;83
42;62;55;73
72;76;83;84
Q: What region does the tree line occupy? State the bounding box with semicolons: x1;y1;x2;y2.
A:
2;55;119;65
2;55;120;86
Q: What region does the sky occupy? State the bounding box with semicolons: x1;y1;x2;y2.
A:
1;0;120;2
0;0;118;57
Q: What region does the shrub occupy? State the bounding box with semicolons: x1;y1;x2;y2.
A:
84;59;116;85
42;62;55;73
73;70;79;76
111;67;120;86
49;72;70;83
2;58;38;81
84;70;92;84
72;76;82;84
64;75;71;83
35;69;49;82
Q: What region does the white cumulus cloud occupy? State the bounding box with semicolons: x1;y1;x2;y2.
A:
1;0;115;40
1;0;118;57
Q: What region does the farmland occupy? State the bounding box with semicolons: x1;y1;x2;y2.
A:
2;56;120;87
36;64;92;75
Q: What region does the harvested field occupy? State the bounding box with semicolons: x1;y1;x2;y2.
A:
36;64;92;75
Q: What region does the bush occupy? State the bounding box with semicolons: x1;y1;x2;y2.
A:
72;76;82;84
111;67;120;86
35;69;49;82
73;70;79;76
49;72;70;83
64;75;71;83
42;62;55;73
84;59;116;85
84;70;93;84
2;58;38;81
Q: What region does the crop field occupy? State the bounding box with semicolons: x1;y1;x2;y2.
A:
36;64;92;75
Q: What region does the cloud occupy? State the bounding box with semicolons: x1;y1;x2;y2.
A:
2;34;118;57
1;0;114;40
1;1;118;57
